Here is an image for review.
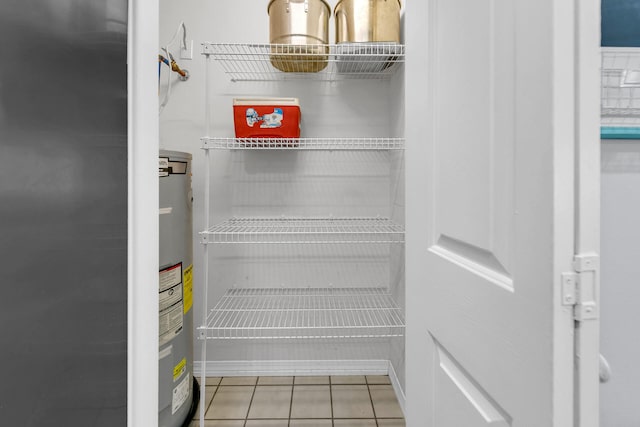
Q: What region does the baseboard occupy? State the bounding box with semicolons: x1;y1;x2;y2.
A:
388;361;406;416
193;359;390;377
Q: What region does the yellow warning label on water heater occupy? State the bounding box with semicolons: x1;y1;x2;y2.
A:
173;357;187;382
183;264;193;314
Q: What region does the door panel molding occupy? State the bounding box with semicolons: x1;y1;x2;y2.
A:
431;0;516;282
430;235;513;291
433;337;512;426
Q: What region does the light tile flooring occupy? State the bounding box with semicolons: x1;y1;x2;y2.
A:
190;375;405;427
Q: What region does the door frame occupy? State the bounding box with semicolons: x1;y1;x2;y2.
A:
573;0;602;425
128;0;160;426
125;0;601;425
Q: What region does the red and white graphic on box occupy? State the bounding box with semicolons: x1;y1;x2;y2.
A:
246;107;284;128
233;98;300;138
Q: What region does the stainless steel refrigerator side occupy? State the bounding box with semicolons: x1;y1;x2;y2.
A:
0;1;128;425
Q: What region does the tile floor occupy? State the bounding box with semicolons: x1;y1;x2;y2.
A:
190;375;405;427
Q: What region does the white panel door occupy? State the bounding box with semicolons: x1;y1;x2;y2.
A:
404;0;600;425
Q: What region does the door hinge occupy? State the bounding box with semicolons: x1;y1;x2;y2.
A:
562;254;599;321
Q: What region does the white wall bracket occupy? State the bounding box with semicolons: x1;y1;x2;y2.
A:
197;327;207;340
199;233;209;245
180;39;194;60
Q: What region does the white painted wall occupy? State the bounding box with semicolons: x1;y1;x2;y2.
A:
159;0;405;387
600;139;640;426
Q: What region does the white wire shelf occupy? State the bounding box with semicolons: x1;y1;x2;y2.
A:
198;287;405;340
201;137;405;150
202;42;405;81
602;48;640;119
199;217;405;244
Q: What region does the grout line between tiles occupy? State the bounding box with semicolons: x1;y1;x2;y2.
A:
244;382;258;425
329;375;334;425
204;382;221;420
365;378;380;427
288;377;295;427
242;381;249;427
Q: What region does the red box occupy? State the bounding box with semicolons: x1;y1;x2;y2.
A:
233;98;301;139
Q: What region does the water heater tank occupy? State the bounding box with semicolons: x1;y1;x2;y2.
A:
158;150;198;427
